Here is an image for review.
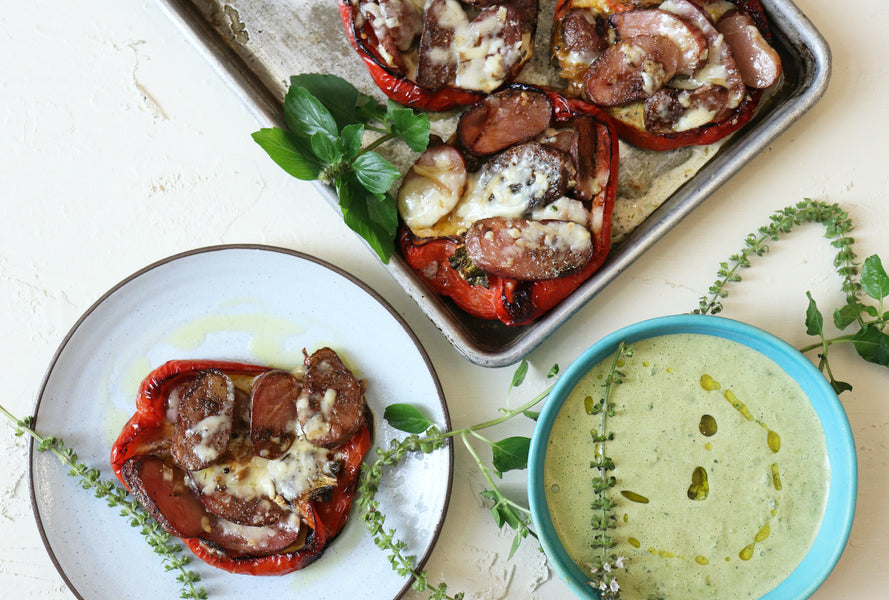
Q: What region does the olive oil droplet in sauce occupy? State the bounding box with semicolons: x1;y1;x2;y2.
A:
768;429;781;453
724;389;755;421
699;414;718;436
700;374;720;391
687;466;710;501
621;490;650;504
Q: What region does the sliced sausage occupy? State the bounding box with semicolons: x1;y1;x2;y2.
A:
659;0;745;108
455;5;527;93
201;516;305;558
610;8;708;75
416;0;458;89
297;348;366;448
397;144;468;233
554;8;608;72
250;370;302;460
464;217;593;280
584;35;680;106
717;9;782;89
644;84;730;133
470;143;576;212
121;455;209;539
171;369;235;472
462;0;538;33
195;485;288;528
457;87;553;156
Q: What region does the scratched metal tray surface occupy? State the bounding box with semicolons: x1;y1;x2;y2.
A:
154;0;831;367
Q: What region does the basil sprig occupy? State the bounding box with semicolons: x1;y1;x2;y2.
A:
252;74;430;263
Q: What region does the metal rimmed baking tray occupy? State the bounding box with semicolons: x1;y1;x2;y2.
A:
154;0;831;367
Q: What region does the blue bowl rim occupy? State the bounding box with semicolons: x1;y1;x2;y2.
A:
527;314;857;600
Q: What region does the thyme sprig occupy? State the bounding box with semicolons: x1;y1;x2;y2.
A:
357;361;558;599
584;342;631;599
0;404;207;600
694;198;889;393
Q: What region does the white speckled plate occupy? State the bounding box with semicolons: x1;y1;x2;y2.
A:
29;245;452;600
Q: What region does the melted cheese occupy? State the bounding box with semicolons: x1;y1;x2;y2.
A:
186;415;229;463
192;438;335;505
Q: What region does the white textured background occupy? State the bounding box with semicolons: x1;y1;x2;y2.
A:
2;0;888;599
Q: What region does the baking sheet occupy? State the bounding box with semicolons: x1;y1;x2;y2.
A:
154;0;831;367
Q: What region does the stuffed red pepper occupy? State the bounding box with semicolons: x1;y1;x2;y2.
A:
397;84;619;325
110;348;372;575
552;0;782;150
338;0;538;111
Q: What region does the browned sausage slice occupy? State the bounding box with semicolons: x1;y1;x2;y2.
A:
171;369;235;471
464;217;593;280
644;84;730;133
554;8;608;70
201;517;305;557
471;143;576;211
610;9;708;75
584;35;680;106
250;370;302;460
717;9;782;89
659;0;745;109
121;455;209;538
457;87;553;156
297;348;366;448
416;0;457;89
194;484;289;528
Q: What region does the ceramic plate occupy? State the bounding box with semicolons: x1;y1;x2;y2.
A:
29;245;452;600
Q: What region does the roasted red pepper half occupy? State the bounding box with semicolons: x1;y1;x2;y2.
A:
398;85;619;326
337;0;537;111
552;0;781;151
110;357;372;576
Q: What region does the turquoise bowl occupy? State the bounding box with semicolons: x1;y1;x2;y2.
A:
527;314;856;599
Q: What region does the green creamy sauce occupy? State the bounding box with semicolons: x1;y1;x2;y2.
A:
545;334;830;600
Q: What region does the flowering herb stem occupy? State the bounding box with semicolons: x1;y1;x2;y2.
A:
695;198;889;394
585;342;630;599
0;404;207;600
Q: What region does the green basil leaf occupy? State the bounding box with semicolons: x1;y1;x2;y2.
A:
251;128;323;181
339;123;365;161
833;301;865;330
547;363;560;378
383;403;433;434
289;74;380;130
522;410;540;421
366;191;399;238
851;324;889;366
480;491;505;527
283;86;339;140
491;436;531;475
353;151;401;195
385;100;431;153
335;172;395;263
861;254;889;301
511;360;529;388
356;93;387;124
804;291;824;337
310;131;342;165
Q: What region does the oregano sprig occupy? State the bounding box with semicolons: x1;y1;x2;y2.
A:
585;342;631;599
252;74;430;263
694;198;889;393
0;404;207;600
357;360;558;598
